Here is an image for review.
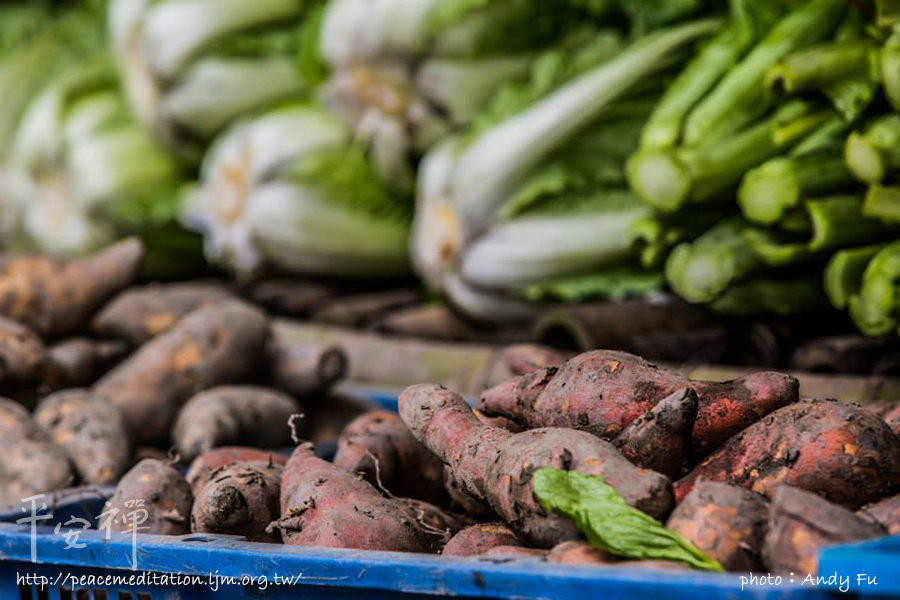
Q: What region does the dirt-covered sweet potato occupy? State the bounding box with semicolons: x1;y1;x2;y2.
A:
268;341;347;398
860;494;900;535
442;523;523;556
0;438;74;505
47;338;129;388
191;461;282;542
107;459;193;535
34;390;131;484
444;466;497;521
477;350;798;454
400;384;674;548
186;447;288;495
763;486;884;575
0;238;143;337
0;397;43;440
94;300;270;445
674;400;900;507
0;317;50;385
172;386;299;462
613;388;697;478
885;404;900;437
93;282;234;345
334;411;447;505
274;444;432;552
666;482;768;572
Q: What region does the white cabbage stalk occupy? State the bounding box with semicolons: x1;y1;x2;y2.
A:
109;0;310;161
7;65;182;254
411;20;718;322
182;105;410;277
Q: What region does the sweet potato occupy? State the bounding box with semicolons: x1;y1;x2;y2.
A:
502;344;572;376
93;282;234;345
334;411;447;505
546;541;614;566
763;486;884;575
172;386;299;462
860;494;900;535
441;523;523;556
396;497;467;552
269;341;348;398
0;438;74;505
0;317;49;385
400;384;673;547
186;447;288;495
47;338;129;388
0;238;143;337
94;300;270;444
674;399;900;507
613;388;697;478
444;466;497;521
474;410;523;433
0;397;43;440
304;392;381;443
885;404;900;437
34;390;131;484
484;546;548;558
107;459;193;535
191;461;282;542
666;482;768;572
477;350;798;454
274;443;432;552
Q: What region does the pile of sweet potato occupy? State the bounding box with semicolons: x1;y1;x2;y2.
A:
0;240;357;505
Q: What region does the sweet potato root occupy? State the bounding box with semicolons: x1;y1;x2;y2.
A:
34;390;131;484
665;482;768;571
400;384;674;547
274;443;432;552
763;486;884;575
613;388;697;478
396;498;467;552
186;447;288;495
334;411;447;505
93;282;234;345
94;300;270;444
107;459;193;535
0;238;143;337
546;541;614;566
674;399;900;507
477;350;798;454
268;341;347;398
0;317;49;385
0;438;74;505
441;523;523;556
48;338;129;388
172;386;299;462
860;494;900;535
191;461;282;542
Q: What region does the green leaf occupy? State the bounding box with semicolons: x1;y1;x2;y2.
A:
533;469;723;571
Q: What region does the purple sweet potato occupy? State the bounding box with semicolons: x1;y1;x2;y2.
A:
172;386;299;462
477;350;798;454
860;494;900;535
334;411;447;505
186;447;288;495
0;317;49;385
674;399;900;507
34;389;131;484
0;238;143;337
94;300;270;445
275;444;432;552
442;523;523;556
191;461;282;542
47;338;129;388
763;486;884;575
0;396;43;440
106;459;193;535
613;388;697;478
400;384;673;547
666;482;768;571
0;438;74;505
93;282;234;345
269;341;347;398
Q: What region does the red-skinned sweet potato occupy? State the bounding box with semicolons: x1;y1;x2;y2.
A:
546;541;614;566
885;405;900;437
186;447;288;495
334;411;447;505
396;497;467;552
442;523;523;556
860;494;900;535
191;461;282;542
94;301;270;445
674;400;900;507
172;386;299;462
666;481;768;571
106;459;193;535
274;444;432;552
502;344;572;376
763;486;884;575
400;384;673;548
477;350;798;455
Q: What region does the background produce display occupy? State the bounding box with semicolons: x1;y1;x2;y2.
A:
0;0;900;590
